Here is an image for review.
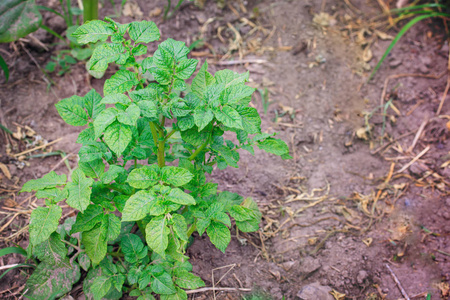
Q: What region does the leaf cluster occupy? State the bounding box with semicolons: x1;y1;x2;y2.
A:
19;18;291;300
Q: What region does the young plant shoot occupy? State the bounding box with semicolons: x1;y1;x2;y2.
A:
20;18;291;299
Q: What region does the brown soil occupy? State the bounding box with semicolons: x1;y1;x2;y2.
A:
1;0;449;299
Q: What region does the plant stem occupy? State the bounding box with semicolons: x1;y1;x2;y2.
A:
109;252;124;258
61;240;83;252
163;0;172;20
149;122;159;146
188;141;208;161
82;0;98;23
157;131;165;168
163;129;177;142
66;0;73;26
186;224;196;238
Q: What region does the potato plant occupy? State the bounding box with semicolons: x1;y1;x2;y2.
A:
20;18;291;300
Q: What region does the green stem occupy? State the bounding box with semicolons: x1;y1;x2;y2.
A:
109;252;124;258
66;0;73;26
187;224;196;238
149;122;159;146
82;0;99;23
188;141;208;161
163;0;172;20
163;129;176;142
157;131;165;168
61;240;83;252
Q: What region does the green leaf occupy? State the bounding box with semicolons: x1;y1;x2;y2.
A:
180;124;211;147
71;204;104;234
215;69;249;87
79;159;105;179
151;272;177;295
118;103;140;126
129;86;158;102
132;44;148;56
161;166;193;186
105;214;121;241
121;233;148;264
29;205;62;246
78;252;91;271
0;0;42;43
175;59;198;79
103;122;132;157
88;43;125;72
34;232;67;264
101;93;131;105
21;171;66;192
129;20;160;43
90;276;112;300
93;107;118;138
173;269;205;289
127;165;160;189
177;115;195;131
55;95;88;126
0;54;8;82
229;205;254;221
160;287;187;300
171;214;188;241
24;259;80;300
72;20;114;44
84;89;105;119
191;61;215;99
166;188;195;205
234;197;261;232
212;212;231;227
104;70;139;95
213;106;243;130
66;168;94;212
159;38;189;62
122;190;156;221
150;67;171;85
78;144;104;162
220;84;255;105
82;224;108;266
145;215;169;258
257;137;289;156
136;100;158;119
237;107;261;134
77;126;96;145
101;165;125;184
211;144;239;168
206;221;230;253
193;107;214;132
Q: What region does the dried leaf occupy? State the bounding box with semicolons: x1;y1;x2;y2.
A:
375;30;394;40
0;163;11;179
4;198;17;208
149;7;162;17
313;13;335;27
363;47;373;62
362;238;373;247
330;289;346;300
123;2;143;18
356;127;369;140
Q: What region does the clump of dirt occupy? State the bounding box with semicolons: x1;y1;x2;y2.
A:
1;0;450;299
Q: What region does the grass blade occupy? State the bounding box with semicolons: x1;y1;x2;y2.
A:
369;13;450;81
0;246;27;257
36;5;65;20
0;263;34;280
0;54;9;83
390;3;446;14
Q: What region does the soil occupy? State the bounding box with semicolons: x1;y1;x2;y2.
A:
0;0;450;299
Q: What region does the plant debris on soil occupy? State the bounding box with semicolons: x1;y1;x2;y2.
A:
1;0;450;299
